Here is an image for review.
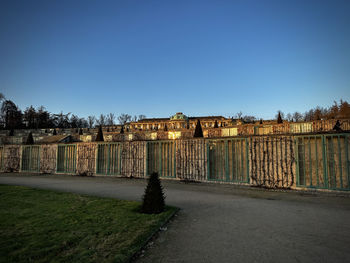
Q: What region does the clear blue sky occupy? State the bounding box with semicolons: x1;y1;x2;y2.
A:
1;0;349;120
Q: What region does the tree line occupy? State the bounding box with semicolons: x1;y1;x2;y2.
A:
236;100;350;123
1;92;349;130
0;93;146;130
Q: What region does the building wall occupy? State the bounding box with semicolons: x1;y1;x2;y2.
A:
1;119;350;144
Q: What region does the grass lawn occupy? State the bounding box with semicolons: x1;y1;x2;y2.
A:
0;185;177;263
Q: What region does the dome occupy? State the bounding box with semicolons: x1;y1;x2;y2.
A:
170;112;188;120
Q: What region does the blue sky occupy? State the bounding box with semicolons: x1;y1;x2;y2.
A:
0;0;349;120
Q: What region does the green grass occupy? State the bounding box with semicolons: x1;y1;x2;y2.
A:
0;185;177;263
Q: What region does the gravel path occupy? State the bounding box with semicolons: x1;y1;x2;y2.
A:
1;173;350;263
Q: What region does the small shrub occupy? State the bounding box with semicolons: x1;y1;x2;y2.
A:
141;172;165;214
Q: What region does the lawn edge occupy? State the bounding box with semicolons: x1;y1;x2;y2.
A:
128;206;180;263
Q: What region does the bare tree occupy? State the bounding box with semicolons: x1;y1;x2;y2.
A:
23;106;36;128
118;113;132;125
106;113;115;126
1;100;23;129
87;116;95;128
138;114;146;120
132;115;138;122
236;111;243;119
242;115;256;123
286;113;293;122
96;114;106;126
70;114;79;128
292;112;302;122
77;117;88;128
314;107;322;120
304;109;314;121
53;111;71;128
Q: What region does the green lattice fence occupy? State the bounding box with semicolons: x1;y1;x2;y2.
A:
146;141;176;178
96;143;122;175
21;145;40;172
295;134;350;190
207;138;249;183
57;144;76;173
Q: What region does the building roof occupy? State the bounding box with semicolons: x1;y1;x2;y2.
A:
136;114;228;123
37;135;74;144
137;118;170;123
188;116;227;120
170;112;188;120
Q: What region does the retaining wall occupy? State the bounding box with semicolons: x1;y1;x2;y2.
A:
1;133;349;191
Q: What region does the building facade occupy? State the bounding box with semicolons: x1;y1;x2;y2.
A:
128;112;233;131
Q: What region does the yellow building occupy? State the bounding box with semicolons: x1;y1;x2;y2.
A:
128;112;232;131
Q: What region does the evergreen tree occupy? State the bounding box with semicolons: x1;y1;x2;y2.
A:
213;120;219;128
333;120;342;132
141;172;165;214
193;119;203;138
277;112;283;124
95;126;104;141
259;119;263;124
26;132;34;144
